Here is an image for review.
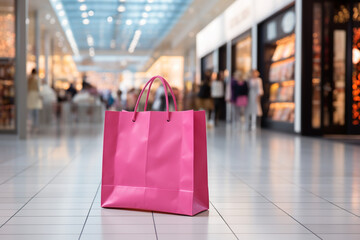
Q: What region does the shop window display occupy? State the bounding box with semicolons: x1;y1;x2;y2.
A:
267;34;295;123
234;35;251;76
0;1;15;131
352;28;360;126
312;3;322;129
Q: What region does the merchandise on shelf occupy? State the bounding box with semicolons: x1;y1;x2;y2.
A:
265;33;296;123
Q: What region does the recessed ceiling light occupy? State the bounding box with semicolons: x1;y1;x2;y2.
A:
59;10;65;17
83;18;90;24
62;19;68;26
145;5;151;11
107;16;113;23
139;19;146;25
81;12;88;18
118;5;126;12
142;12;148;18
148;0;154;3
89;47;95;57
78;0;85;2
80;4;87;11
56;3;63;10
126;19;132;25
88;10;94;16
119;0;126;2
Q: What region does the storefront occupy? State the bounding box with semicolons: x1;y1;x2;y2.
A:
200;52;214;81
301;0;360;135
0;0;16;133
231;31;252;76
258;5;296;132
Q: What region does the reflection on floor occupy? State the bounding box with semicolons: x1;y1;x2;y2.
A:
0;123;360;240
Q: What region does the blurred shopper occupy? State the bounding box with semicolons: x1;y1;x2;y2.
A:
40;80;57;124
126;88;138;111
27;69;42;131
245;69;264;130
66;83;77;100
115;90;123;111
196;75;213;122
232;71;249;129
211;72;225;126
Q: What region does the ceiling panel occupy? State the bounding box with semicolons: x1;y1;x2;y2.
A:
57;0;192;53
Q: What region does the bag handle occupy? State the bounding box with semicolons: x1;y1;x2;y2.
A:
143;77;177;112
132;76;177;122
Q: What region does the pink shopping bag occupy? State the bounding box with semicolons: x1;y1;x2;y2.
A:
101;75;209;216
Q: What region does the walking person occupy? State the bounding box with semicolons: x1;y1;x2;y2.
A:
211;72;225;126
245;69;264;130
196;74;213;124
231;71;248;129
27;68;43;132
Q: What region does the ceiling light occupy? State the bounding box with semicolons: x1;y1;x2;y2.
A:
126;19;132;25
59;10;65;17
145;5;151;11
89;47;95;57
117;5;126;12
88;10;94;16
148;0;154;2
119;0;126;2
81;12;88;18
87;35;94;46
78;0;85;2
83;18;90;24
142;12;148;18
56;3;63;10
107;16;113;23
62;19;68;26
128;30;142;53
139;19;146;25
80;4;87;11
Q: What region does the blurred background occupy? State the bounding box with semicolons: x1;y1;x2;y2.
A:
0;0;359;140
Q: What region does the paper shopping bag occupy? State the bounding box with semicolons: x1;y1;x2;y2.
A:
101;75;209;216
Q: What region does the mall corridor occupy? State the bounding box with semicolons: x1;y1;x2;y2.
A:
0;124;359;240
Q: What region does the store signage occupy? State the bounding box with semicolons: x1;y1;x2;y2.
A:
264;7;295;43
224;0;252;41
282;11;295;34
267;21;277;41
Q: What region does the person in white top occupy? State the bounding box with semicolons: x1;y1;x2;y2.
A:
211;72;225;126
245;70;264;130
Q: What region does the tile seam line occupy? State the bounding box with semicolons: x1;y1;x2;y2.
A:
152;212;159;240
0;146;63;185
209;201;239;240
0;147;92;229
276;174;360;218
225;169;323;240
78;182;101;240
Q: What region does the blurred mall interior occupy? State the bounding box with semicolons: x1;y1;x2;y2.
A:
1;0;360;239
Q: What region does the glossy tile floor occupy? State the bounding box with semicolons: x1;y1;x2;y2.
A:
0;123;360;240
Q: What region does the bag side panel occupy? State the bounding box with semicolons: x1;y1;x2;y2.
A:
192;110;209;215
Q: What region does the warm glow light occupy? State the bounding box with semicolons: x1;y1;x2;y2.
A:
117;5;126;12
83;18;89;24
126;19;132;25
88;10;94;16
80;4;87;11
353;47;360;64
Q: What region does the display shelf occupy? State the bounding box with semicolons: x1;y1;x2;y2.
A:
267;55;295;64
269;79;295;84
